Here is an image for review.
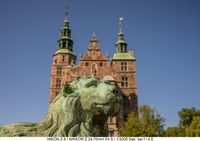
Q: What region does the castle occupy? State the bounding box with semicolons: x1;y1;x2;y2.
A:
49;16;138;136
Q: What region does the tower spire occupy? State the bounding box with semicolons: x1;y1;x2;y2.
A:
88;32;100;51
54;9;74;55
64;5;69;20
91;32;97;42
116;17;127;53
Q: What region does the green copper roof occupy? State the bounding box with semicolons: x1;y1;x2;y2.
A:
116;32;127;44
116;40;127;44
63;18;70;28
58;36;73;41
54;49;75;55
112;53;135;60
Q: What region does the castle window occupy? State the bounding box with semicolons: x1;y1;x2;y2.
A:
121;62;127;71
86;62;89;66
56;66;62;75
124;62;127;71
62;55;65;62
56;79;61;88
123;95;130;108
99;62;103;67
121;76;128;87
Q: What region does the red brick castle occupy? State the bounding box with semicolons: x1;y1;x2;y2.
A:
49;16;138;136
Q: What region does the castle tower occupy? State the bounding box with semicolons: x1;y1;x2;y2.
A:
49;17;76;103
111;17;138;121
48;15;138;136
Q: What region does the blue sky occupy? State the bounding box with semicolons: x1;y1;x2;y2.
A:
0;0;200;128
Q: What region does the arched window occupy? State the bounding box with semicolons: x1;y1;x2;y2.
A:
121;76;128;87
56;79;61;88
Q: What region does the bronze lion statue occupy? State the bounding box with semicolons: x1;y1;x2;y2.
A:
0;77;122;136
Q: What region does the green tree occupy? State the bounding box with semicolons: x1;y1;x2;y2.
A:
165;127;185;137
178;107;200;127
165;107;200;137
120;105;165;136
185;116;200;136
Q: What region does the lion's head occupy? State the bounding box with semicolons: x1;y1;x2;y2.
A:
39;77;122;137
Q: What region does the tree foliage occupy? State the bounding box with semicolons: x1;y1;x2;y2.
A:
178;107;200;127
165;127;185;137
165;107;200;137
120;105;200;137
120;105;165;136
185;116;200;136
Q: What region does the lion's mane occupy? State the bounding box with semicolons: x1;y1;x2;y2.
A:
38;85;83;136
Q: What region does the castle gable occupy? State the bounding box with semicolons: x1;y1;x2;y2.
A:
81;33;108;61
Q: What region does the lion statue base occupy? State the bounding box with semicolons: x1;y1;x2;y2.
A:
0;77;122;137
